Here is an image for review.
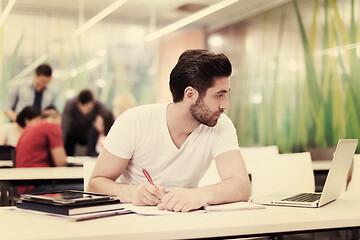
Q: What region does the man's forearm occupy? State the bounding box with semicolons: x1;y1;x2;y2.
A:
200;176;251;205
4;110;17;122
87;177;136;203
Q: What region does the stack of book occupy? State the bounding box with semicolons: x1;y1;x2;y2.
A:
16;190;132;221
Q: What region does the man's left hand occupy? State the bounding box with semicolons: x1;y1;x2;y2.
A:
157;187;206;212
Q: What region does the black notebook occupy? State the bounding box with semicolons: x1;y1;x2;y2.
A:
19;190;115;205
16;199;124;216
16;190;123;216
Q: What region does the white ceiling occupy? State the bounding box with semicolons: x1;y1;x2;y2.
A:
4;0;292;31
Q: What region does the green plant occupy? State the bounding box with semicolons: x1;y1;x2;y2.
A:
226;0;360;153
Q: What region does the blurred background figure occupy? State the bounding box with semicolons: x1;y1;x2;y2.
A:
87;109;115;156
15;107;83;194
0;106;41;147
61;89;111;156
112;93;137;119
86;93;137;156
3;64;55;122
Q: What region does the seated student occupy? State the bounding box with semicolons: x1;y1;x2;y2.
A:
61;89;111;156
86;109;115;156
15;107;83;194
0;106;41;147
88;49;251;212
86;93;136;156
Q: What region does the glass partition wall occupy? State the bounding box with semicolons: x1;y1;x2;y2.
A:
207;0;360;153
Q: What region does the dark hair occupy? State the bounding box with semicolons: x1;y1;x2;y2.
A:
43;104;57;110
16;106;41;128
169;49;232;103
78;89;94;104
100;109;115;135
41;105;60;119
35;64;52;77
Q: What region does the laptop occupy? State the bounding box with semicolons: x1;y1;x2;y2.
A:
252;139;358;208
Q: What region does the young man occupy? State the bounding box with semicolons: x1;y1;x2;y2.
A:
15;107;83;194
61;89;111;156
3;64;55;122
87;49;251;212
0;106;41;146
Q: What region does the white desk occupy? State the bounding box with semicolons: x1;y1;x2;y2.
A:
312;160;332;171
244;160;332;174
1;159;332;172
0;196;359;240
0;156;95;168
0;160;332;206
0;167;83;180
0;160;13;167
0;167;84;206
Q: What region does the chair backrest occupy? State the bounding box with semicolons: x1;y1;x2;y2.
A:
0;145;16;167
83;158;121;191
343;154;360;198
198;145;280;187
239;145;279;173
83;158;97;191
0;145;15;160
198;160;220;187
251;152;315;198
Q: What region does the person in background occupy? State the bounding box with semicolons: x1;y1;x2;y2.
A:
3;64;55;122
112;93;137;119
88;49;251;212
86;109;115;156
61;89;111;156
86;93;137;156
0;106;41;146
15;107;83;194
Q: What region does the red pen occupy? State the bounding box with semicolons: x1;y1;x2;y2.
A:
142;168;159;190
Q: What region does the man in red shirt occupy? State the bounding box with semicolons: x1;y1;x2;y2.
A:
16;107;83;194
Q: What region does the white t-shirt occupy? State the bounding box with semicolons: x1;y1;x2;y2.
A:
0;123;21;146
103;103;240;191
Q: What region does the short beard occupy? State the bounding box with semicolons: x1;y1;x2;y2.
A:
190;97;217;127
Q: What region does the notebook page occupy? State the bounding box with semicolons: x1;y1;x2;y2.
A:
124;204;205;215
204;202;265;212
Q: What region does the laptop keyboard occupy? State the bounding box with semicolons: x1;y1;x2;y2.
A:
282;193;321;202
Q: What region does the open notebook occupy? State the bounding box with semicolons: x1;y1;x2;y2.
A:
204;201;265;212
253;139;358;208
125;201;265;215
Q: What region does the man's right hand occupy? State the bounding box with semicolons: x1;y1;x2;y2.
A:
4;110;17;122
131;182;165;206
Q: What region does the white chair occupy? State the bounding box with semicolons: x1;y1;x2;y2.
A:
83;158;122;191
239;145;279;173
198;145;279;187
251;152;315;198
198;161;220;187
83;158;97;191
341;154;360;199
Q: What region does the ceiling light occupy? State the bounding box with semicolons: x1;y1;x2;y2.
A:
208;35;224;47
144;0;239;42
96;78;106;88
0;0;16;27
65;89;76;99
251;93;263;104
85;59;101;69
314;42;360;57
74;0;127;36
96;48;107;57
70;69;78;78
